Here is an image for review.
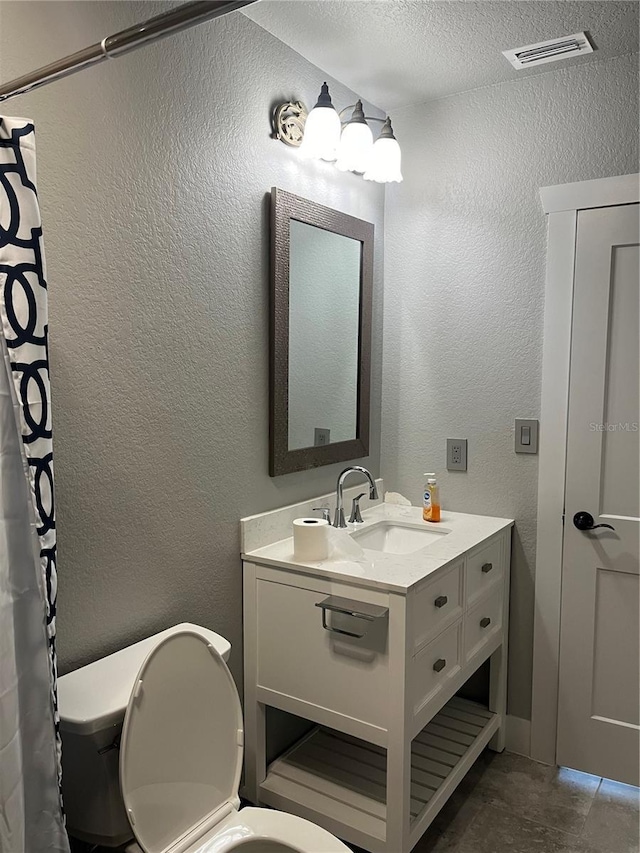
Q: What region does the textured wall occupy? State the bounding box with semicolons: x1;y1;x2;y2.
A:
0;2;384;679
382;53;639;720
3;1;636;725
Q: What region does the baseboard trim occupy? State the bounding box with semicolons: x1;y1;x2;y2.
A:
505;715;531;757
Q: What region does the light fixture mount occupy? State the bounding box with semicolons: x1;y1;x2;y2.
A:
313;81;334;108
272;100;308;147
377;117;396;139
346;100;368;125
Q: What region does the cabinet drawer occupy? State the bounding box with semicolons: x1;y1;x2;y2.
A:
412;621;462;716
256;579;389;729
465;538;503;606
412;560;463;652
464;586;504;663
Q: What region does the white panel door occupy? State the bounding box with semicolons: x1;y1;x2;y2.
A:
557;203;639;786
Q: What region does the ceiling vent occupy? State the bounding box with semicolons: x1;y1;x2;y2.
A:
503;32;594;70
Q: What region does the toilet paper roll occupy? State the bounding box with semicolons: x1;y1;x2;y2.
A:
293;517;329;561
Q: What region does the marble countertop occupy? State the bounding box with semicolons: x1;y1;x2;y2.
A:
242;503;513;594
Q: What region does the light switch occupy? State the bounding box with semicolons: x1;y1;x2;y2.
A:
515;418;538;454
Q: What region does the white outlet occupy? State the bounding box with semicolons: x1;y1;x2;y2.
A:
314;428;330;446
447;439;467;471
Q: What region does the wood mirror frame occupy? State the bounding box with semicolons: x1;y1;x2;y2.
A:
269;187;374;477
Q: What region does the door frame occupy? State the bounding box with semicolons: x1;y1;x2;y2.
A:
530;173;640;766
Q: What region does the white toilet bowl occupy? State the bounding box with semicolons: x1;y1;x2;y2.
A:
125;807;347;853
117;629;349;853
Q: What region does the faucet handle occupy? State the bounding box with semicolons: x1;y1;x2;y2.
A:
312;506;331;524
348;493;367;525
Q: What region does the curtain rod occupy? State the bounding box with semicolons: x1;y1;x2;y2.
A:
0;0;259;103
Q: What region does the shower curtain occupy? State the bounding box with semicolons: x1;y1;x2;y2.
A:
0;117;69;852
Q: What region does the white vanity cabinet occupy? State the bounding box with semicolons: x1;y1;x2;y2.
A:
242;509;512;853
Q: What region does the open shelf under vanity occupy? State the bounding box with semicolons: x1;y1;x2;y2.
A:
260;697;500;852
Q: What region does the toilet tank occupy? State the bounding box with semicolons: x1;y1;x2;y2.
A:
58;623;231;847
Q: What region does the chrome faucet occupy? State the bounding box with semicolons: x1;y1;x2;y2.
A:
333;466;378;528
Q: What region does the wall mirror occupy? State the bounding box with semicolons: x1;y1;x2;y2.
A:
269;187;374;476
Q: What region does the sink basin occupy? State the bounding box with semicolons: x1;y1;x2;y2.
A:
351;521;450;555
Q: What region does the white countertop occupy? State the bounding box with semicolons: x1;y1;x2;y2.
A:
242;503;513;594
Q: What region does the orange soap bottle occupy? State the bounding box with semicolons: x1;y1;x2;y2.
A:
423;473;441;522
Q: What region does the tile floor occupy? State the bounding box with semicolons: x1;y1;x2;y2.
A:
402;750;640;853
68;750;639;853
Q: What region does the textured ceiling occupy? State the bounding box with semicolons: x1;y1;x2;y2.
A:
244;1;639;110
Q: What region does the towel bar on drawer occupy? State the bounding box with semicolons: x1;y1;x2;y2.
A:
315;595;389;639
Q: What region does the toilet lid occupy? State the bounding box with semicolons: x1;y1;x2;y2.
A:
119;630;243;853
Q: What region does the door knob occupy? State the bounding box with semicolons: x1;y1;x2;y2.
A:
573;511;615;532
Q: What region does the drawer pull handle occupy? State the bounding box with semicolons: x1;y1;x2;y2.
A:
433;658;447;673
434;595;448;608
481;562;493;573
480;617;491;628
315;596;388;640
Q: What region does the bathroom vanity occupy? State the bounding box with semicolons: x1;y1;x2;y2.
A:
241;495;513;853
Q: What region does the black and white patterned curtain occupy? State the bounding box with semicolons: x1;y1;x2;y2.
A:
0;116;69;852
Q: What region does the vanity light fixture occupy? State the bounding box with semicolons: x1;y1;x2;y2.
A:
298;82;342;161
273;83;403;184
336;100;373;173
363;117;403;183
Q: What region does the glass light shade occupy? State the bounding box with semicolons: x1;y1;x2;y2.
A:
299;105;342;162
363;136;403;183
336;121;374;173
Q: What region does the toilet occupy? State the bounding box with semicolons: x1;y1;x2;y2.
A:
58;624;349;853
